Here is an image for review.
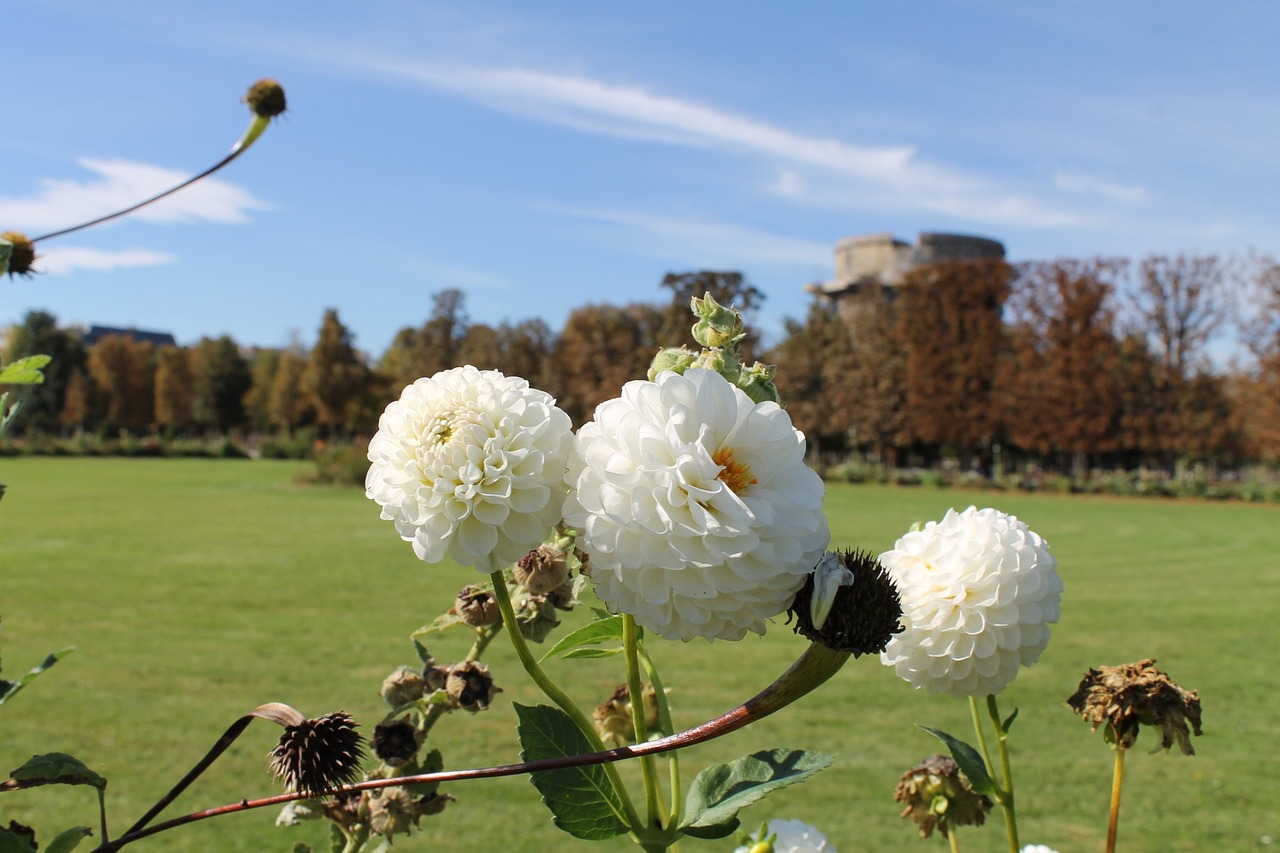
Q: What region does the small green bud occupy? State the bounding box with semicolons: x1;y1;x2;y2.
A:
735;361;780;405
691;347;742;384
690;292;746;348
648;346;698;380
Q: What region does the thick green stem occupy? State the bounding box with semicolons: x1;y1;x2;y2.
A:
1106;744;1126;853
640;645;682;827
986;695;1019;853
624;615;663;830
489;572;643;833
968;696;996;783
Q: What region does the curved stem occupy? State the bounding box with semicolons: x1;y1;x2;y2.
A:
489;572;643;833
640;644;682;827
1106;744;1126;853
986;695;1019;853
968;696;996;784
947;826;962;853
624;614;662;829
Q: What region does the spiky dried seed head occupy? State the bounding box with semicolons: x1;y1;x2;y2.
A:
1067;658;1203;754
2;231;36;278
269;711;365;794
894;754;993;839
244;78;287;118
788;549;903;656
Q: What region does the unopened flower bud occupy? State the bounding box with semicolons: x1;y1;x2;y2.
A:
1067;658;1203;754
735;361;780;405
1;231;36;278
648;346;698;380
894;754;992;839
244;78;287;118
514;545;570;594
691;346;742;384
380;666;426;709
691;292;746;348
788;549;903;657
454;584;501;627
514;591;562;642
372;719;422;766
445;661;501;712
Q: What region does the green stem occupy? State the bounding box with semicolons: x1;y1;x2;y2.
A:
623;615;663;830
948;826;962;853
986;694;1019;853
639;645;682;827
968;696;997;781
489;572;643;834
1106;744;1126;853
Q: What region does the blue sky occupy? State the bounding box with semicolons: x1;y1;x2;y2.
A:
5;1;1277;356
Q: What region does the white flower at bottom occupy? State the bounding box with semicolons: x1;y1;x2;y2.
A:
563;369;829;641
733;819;834;853
1021;845;1061;853
880;506;1062;697
366;366;572;573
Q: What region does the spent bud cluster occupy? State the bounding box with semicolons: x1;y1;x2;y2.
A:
894;754;993;839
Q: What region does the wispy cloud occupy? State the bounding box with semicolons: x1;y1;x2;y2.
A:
1054;170;1147;203
0;158;270;232
36;246;176;275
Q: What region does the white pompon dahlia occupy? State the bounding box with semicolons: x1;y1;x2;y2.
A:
563;369;829;642
879;506;1062;697
734;819;834;853
366;366;573;573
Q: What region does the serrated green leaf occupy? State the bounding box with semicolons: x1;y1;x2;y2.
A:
410;612;465;639
680;749;833;839
0;828;38;853
0;648;74;707
514;703;628;840
1002;707;1019;733
45;827;92;853
2;753;106;791
0;355;52;386
539;615;624;662
411;639;432;666
918;726;995;795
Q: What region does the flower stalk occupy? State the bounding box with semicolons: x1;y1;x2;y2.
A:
1106;741;1125;853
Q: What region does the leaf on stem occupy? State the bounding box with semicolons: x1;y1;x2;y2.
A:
0;648;75;707
680;748;833;840
0;355;52;385
918;726;996;795
514;704;629;840
539;614;625;662
44;827;93;853
0;753;106;791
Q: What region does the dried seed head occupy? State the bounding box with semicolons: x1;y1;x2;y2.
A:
269;711;365;794
1;231;36;278
422;660;450;693
788;549;903;656
372;718;422;766
380;666;425;709
592;682;661;747
894;754;993;839
367;786;417;838
454;584;501;627
514;591;562;643
1067;658;1203;754
445;661;501;712
244;78;287;118
514;544;571;594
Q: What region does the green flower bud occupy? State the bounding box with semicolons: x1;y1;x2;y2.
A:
690;292;746;348
735;361;780;405
691;347;742;384
648;346;698;380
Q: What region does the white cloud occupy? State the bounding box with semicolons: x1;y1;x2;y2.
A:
1054;170;1147;203
0;158;270;233
36;246;176;275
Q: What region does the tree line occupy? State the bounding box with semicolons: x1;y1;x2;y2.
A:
4;258;1279;472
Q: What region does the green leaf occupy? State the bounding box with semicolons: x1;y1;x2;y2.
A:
0;828;38;853
539;614;624;662
410;612;465;639
918;726;996;795
2;753;107;791
411;639;433;666
514;703;628;840
0;648;75;707
0;355;52;386
1002;707;1019;733
0;240;11;278
680;749;833;840
559;648;624;660
45;827;92;853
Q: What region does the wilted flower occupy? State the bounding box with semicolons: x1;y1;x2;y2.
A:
372;719;422;766
445;661;501;712
244;78;287;118
1066;658;1203;754
733;818;834;853
514;544;570;594
366;366;573;573
380;666;425;709
564;368;829;641
894;754;993;839
1;231;36;278
454;584;501;627
367;786;417;838
269;712;365;794
592;682;661;747
788;549;902;656
880;506;1062;697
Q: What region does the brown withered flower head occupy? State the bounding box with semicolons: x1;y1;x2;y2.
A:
514;544;571;593
788;549;903;656
445;661;501;712
380;665;425;709
592;682;661;747
894;754;993;839
1067;658;1203;754
269;711;365;794
372;718;422;766
454;584;502;627
2;231;37;278
244;78;287;118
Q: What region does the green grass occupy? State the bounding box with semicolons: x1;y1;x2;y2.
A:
1;458;1276;851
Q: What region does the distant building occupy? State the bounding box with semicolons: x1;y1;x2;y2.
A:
77;324;177;348
807;231;1005;323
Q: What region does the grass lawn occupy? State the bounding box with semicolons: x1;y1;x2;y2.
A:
1;457;1276;851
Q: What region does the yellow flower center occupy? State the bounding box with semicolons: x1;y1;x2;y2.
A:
713;446;756;494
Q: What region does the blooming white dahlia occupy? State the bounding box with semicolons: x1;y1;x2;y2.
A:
366;366;573;573
563;369;829;642
879;506;1062;697
734;819;835;853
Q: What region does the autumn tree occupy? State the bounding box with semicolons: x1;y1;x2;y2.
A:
770;299;857;464
269;348;311;431
839;283;910;467
303;309;369;437
1241;256;1280;458
549;302;664;424
154;345;196;433
192;336;251;433
3;310;86;434
243;349;282;433
496;318;554;387
87;335;155;431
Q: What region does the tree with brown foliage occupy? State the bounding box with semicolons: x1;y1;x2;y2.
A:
192;336;251;433
154;345;196;432
841;283;910;467
770;299;855;462
269;349;311;431
303;309;369;437
86;334;155;431
549;302;665;424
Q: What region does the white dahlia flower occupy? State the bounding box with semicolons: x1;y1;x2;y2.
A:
366;366;573;573
734;819;834;853
1021;846;1061;853
563;369;829;642
879;506;1062;697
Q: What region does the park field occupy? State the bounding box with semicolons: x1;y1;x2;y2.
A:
1;457;1277;851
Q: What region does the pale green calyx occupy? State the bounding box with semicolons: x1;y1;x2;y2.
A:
736;361;779;405
690;292;746;348
647;346;698;380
